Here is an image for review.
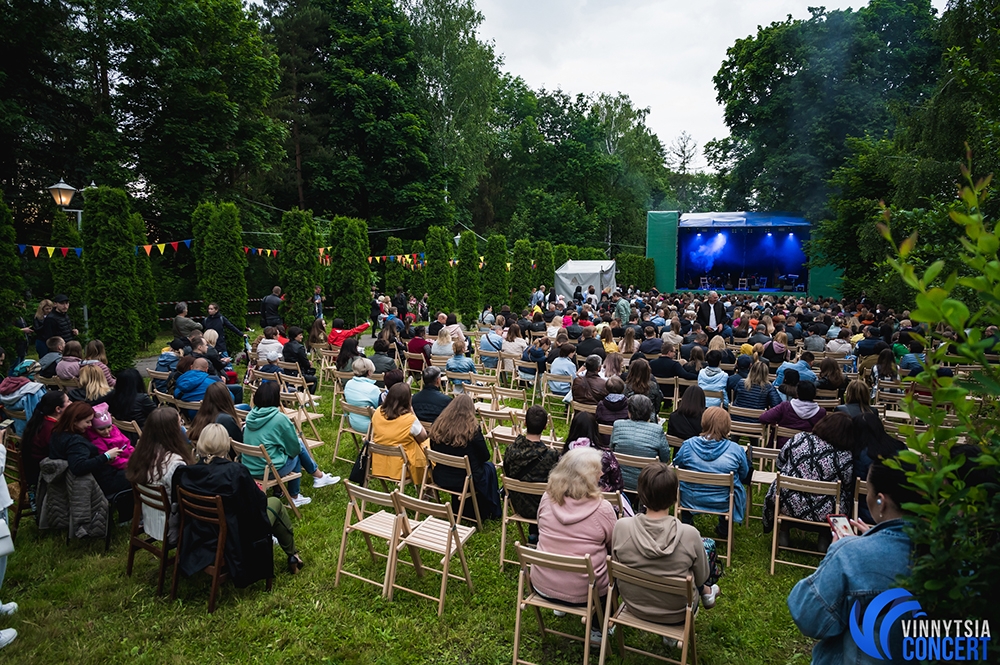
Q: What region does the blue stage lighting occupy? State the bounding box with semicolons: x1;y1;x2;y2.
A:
766;232;772;236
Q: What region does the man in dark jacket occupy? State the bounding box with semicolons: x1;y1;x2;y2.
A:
747;325;771;345
203;303;244;355
638;325;662;355
282;326;317;393
575;326;605;359
649;342;696;380
502;406;559;523
696;291;731;339
571;355;608;405
172;302;204;340
411;367;452;424
41;294;77;343
261;286;283;328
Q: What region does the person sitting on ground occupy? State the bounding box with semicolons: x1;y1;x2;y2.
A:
532;447;617;645
243;381;338;508
787;458;918;664
343;357;382;434
502;405;560;527
20;390;69;487
763;412;854;552
428;394;502;520
411;366;452;425
38;336;64;378
84;403;135;471
731;360;781;418
612;464;721;626
698;350;729;408
430;327;453;357
667;386;706;442
282;326;318;394
68;363;114;405
760;380;826;447
256;327;284;360
611;395;672;493
188;381;244;443
48;401;130;496
572;354;608;405
563;411;623;494
106;368;156;430
623;358;663;417
673;407;752;534
171;301;203;340
369;383;430;486
56;340;84;381
445;340;476;393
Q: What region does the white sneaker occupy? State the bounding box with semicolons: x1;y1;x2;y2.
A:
552;609;566;617
292;495;312;507
0;602;15;616
0;629;15;649
312;473;340;489
701;584;720;609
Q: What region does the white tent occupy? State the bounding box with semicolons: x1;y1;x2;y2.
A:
554;260;617;300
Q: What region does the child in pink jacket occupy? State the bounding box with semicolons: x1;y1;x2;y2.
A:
85;403;134;470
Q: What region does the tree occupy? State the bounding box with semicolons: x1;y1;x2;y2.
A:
82;187;139;372
508;239;533;310
553;244;570;273
383;236;407;296
190;202;215;283
328;217;372;327
455;231;480;325
579;247;607;261
130;213;159;347
407;239;426;304
424;226;455;314
617;253;656;291
198;202;248;351
534;240;555;291
278;208;320;329
49;210;86;329
0;192;26;355
481;234;508;312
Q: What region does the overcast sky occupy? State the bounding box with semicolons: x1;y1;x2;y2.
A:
475;0;949;171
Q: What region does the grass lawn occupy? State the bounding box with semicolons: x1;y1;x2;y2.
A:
3;355;822;664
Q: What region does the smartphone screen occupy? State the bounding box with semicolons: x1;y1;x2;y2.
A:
827;514;853;539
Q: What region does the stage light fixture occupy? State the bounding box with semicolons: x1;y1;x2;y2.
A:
767;232;772;236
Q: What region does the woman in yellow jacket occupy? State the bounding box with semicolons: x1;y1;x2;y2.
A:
370;383;429;486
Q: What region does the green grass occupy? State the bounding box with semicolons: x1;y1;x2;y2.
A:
3;368;821;664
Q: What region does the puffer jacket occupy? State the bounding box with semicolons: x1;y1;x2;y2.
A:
36;457;108;539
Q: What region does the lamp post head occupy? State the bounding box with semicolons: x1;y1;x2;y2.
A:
47;179;77;207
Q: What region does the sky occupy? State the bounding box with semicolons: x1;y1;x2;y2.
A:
475;0;949;171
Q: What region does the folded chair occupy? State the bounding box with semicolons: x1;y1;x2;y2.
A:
335;482;403;597
126;483;175;596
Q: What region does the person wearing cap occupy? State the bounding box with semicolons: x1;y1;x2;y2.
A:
257;349;285;375
40;294;77;344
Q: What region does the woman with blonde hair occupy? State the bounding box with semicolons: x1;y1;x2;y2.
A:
707;335;735;364
601;352;625;379
762;331;791;364
761;314;775;335
33;299;54;356
600;326;619;354
731;360;781;417
531;447;617;645
430;327;453;357
837;379;873;419
85;339;116;386
68;363;113;404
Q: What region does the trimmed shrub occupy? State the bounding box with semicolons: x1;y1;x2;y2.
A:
455;231;481;326
384;235;407;297
509;238;533;310
0;192;26;355
578;247;607;261
535;240;555;291
616;252;656;292
190;202;214;282
49;210;86;330
279;208;321;329
328;216;372;327
131;213;159;347
407;239;426;302
481;234;508;313
82;187;139;373
424;226;455;315
198;202;248;351
554;243;571;272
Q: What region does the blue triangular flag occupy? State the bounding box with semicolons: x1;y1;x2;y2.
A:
17;244;25;254
420;252;425;259
183;239;192;248
134;246;139;254
251;247;258;255
74;248;82;258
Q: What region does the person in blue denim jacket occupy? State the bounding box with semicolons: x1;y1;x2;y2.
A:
787;460;917;665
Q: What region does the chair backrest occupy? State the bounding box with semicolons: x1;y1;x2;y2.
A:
424;448;473;474
134;482;171;532
342;402;376;420
815;388;839;400
597;423;614;437
176;485;226;528
615;452;661;472
665;434;686;450
112;418;143;437
494;386;526;404
515;543;597;585
392;489;455;524
502;476;547;499
774;425;806;441
853;478;869;520
176;400;203;413
751;446;779;470
231;440;268;465
276;359;299;374
369;442;407;460
728;405;764;421
570;401;597;415
775;474;841;506
334;369;355;384
674;467;734;491
816;399;840;411
607;558;695;605
343;480;396;511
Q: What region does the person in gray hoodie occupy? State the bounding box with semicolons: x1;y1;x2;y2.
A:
612;463;720;625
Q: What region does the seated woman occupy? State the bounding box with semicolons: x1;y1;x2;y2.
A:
788;459;918;663
601;352;624;379
430;328;454;357
761;331;791;365
106;368;157;431
763;412;854;552
427;394;502;520
667;386;705;441
68;363;114;405
189;381;244;444
623;358;663;416
563;411;623;494
672;407;752;536
869;348;898;399
610;395;672;494
56;340;84;380
125;407;194;545
444;340;476;393
48;401;130;496
707;335;735;364
176;423;305;577
84;339;116;387
760;380;826;447
612;464;721;625
20;390;69;487
835;379;871;419
335;338;365;376
731;361;781;418
815;358;847;399
531;448;617;646
370;383;430;486
307;319;327;353
242;381;339;507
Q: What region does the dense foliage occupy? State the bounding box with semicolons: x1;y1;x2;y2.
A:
130;213;159;347
481;234;508;312
423;226;455;315
383;236;407;298
48;210;85;330
196;203;249;351
406;239;426;300
0;191;26;355
534;241;555;291
328;217;372;327
455;231;481;325
616;253;656;291
278;208;320;328
508;239;533;311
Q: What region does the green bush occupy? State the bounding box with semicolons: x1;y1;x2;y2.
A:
383;236;407;298
328;216;371;327
190;202;214;284
49;210;86;332
82;187;140;372
197;202;248;351
424;226;455;315
130;213;159;347
617;252;656;291
407;239;425;302
455;231;481;326
554;243;571;272
0;192;26;355
509;238;533;310
535;240;555;291
481;234;508;312
578;246;607;261
279;208;321;329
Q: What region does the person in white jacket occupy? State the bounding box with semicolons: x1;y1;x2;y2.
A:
698;350;730;408
0;427;17;649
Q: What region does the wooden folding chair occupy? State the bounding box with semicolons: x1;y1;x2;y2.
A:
112;418;143;440
513;544;605;665
419;449;483;532
770;474;841;574
3;409;26;445
389;491;475;616
601;491;627;519
332;370;355;414
815;388;839;401
674;378;698;406
126;483;175;596
335;482;404;597
499;477;547;569
366;442;411;493
615;452;661;488
728;405;765;423
511;361;540;402
852;478;869;521
334;403;374;465
540;372;571;415
748;446;779;524
655;377;677;412
317;349;338;392
673;468;736;566
568;400;597;424
403;351;427;382
58;377;81;391
2;431;32;541
444;371;475;395
599;559;699;665
36;375;60;391
728;420;768;449
494;385;527;410
665;434;686;452
175;400;202;427
231;441;303;519
171;486;272;613
772;425;806;447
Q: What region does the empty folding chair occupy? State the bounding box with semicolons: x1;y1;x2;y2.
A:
335;482;403;598
126;483;175;596
769;474;842;574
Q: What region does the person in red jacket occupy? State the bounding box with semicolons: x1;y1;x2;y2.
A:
406;326;433;373
326;318;371;348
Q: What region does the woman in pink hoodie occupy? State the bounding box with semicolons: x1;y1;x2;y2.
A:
531;448;617;643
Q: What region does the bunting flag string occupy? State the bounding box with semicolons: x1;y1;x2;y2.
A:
16;238;195;258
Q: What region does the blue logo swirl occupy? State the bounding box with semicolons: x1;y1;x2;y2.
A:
850;588;927;660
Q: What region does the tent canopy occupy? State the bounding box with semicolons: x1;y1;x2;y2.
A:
679;211;810;228
554;260;617;300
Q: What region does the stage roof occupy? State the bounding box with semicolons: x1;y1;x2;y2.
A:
678;212;810;228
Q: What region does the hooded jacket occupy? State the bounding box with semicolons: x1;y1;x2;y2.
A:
762;340;789;364
173;369;222;403
242;406;301;477
326;322;371;348
612;514;709;623
672;436;752;523
572;371;608;405
759;399;826;446
697;366;729;407
531;492;617;603
595;394;629;445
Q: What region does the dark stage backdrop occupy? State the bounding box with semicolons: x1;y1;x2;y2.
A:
676;228;807;291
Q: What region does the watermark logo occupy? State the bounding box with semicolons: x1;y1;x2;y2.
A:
850;589;991;661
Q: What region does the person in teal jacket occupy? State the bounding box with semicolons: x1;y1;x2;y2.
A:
242;381;339;507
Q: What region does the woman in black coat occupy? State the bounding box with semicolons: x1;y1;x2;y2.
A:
667;386;706;442
48;401;130;496
106;368;157;429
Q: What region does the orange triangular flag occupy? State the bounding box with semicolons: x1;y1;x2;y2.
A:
143;245;152;255
368;256;373;263
31;245;40;257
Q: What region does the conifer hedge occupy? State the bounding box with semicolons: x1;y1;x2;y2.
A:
554;244;571;272
455;231;481;325
49;210;86;330
0;192;26;355
328;216;372;327
384;236;407;297
481;234;508;312
535;240;555;290
279;208;321;329
578;247;607;261
131;213;159;347
198;202;248;351
190;202;214;282
509;238;534;310
616;253;656;291
82;187;140;372
407;239;426;302
424;226;455;315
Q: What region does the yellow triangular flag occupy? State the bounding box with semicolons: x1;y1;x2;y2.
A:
506;262;512;270
46;246;55;257
479;256;484;262
156;243;166;254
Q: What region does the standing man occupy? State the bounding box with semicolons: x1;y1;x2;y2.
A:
613;291;630;322
261;286;283;328
313;285;326;320
696;291;732;340
391;286;408;320
41;294;78;344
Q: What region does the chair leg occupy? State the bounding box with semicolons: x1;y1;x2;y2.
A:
170;532;184;601
512;572;526;665
437;551;450;617
155;548;170;597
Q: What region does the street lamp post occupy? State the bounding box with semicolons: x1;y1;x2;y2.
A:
46;179;89;334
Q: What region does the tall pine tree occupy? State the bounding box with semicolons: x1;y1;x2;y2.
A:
407;239;426;303
199;202;248;351
481;234;508;312
328;217;371;327
49;210;86;330
424;226;455;315
455;231;480;325
0;192;26;356
131;213;159;347
535;240;555;291
279;208;320;329
384;235;407;297
509;238;533;310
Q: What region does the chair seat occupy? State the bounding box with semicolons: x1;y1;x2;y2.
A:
399;516;474;557
522;590;591;617
753;471;777;486
612;603;690;642
352;510;403;540
490;425;518;439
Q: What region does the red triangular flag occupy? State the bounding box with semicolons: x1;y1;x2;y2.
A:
170;241;179;251
60;247;69;257
244;246;250;253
